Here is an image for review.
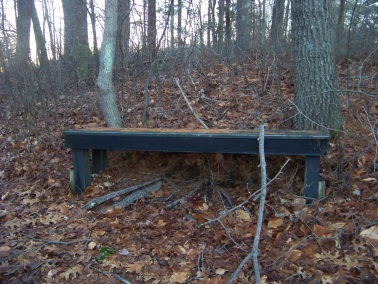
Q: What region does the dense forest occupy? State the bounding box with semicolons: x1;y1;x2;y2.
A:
0;0;377;283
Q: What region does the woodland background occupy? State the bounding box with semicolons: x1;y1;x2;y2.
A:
0;0;377;283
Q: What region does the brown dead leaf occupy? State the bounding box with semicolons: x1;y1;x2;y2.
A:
209;275;223;283
157;219;167;227
60;265;82;281
313;224;327;237
360;226;378;245
169;271;190;283
125;261;145;274
235;209;252;221
285;250;302;262
60;203;69;215
268;217;283;229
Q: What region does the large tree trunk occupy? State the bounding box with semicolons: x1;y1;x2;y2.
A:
236;0;252;51
96;0;122;128
15;0;32;63
115;0;131;70
291;0;342;131
62;0;90;79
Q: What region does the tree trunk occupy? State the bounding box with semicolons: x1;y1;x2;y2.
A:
177;0;182;47
147;0;156;59
225;0;231;54
291;0;342;131
115;0;131;69
62;0;90;79
29;0;48;69
336;0;346;58
170;1;174;48
217;0;224;52
89;0;99;57
96;0;122;128
15;0;32;63
236;0;252;51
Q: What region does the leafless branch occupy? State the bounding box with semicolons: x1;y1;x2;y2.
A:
228;124;267;283
175;78;209;129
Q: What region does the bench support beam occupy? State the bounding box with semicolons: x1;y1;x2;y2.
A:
93;149;108;174
304;156;320;202
72;149;90;193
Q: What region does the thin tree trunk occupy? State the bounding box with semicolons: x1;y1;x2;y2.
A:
336;0;346;58
29;0;48;68
96;0;122;128
217;0;224;52
177;0;182;47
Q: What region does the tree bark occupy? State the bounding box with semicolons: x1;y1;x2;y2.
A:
147;0;156;59
29;0;48;68
96;0;122;128
62;0;90;79
115;0;131;69
336;0;346;58
291;0;342;131
236;0;252;51
217;0;224;52
15;0;32;63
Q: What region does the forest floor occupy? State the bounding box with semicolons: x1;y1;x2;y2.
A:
0;57;377;283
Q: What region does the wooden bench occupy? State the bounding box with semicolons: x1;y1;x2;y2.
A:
63;128;329;201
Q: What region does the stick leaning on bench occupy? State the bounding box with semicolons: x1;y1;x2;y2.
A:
63;128;329;201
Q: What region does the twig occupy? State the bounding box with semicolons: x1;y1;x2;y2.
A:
201;158;290;227
174;78;209;129
82;177;161;210
229;124;267;283
90;265;132;284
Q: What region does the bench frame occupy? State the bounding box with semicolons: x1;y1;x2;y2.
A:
63;128;329;201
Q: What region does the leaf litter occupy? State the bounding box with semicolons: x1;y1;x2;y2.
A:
0;59;377;283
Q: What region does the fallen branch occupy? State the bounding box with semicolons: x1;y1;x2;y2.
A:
165;183;201;210
175;78;209;129
102;180;163;211
82;177;161;210
201;158;290;227
229;124;267;283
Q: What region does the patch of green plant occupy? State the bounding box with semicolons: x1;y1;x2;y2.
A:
93;246;116;263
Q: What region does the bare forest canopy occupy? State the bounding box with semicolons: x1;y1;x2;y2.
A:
0;0;377;283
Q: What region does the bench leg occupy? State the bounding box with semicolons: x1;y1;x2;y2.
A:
93;149;108;174
304;156;320;202
72;149;91;193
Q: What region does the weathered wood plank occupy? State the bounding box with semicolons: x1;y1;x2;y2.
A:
63;128;328;156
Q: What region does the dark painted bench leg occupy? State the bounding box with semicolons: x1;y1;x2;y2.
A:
92;149;108;174
304;155;320;202
72;149;91;193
